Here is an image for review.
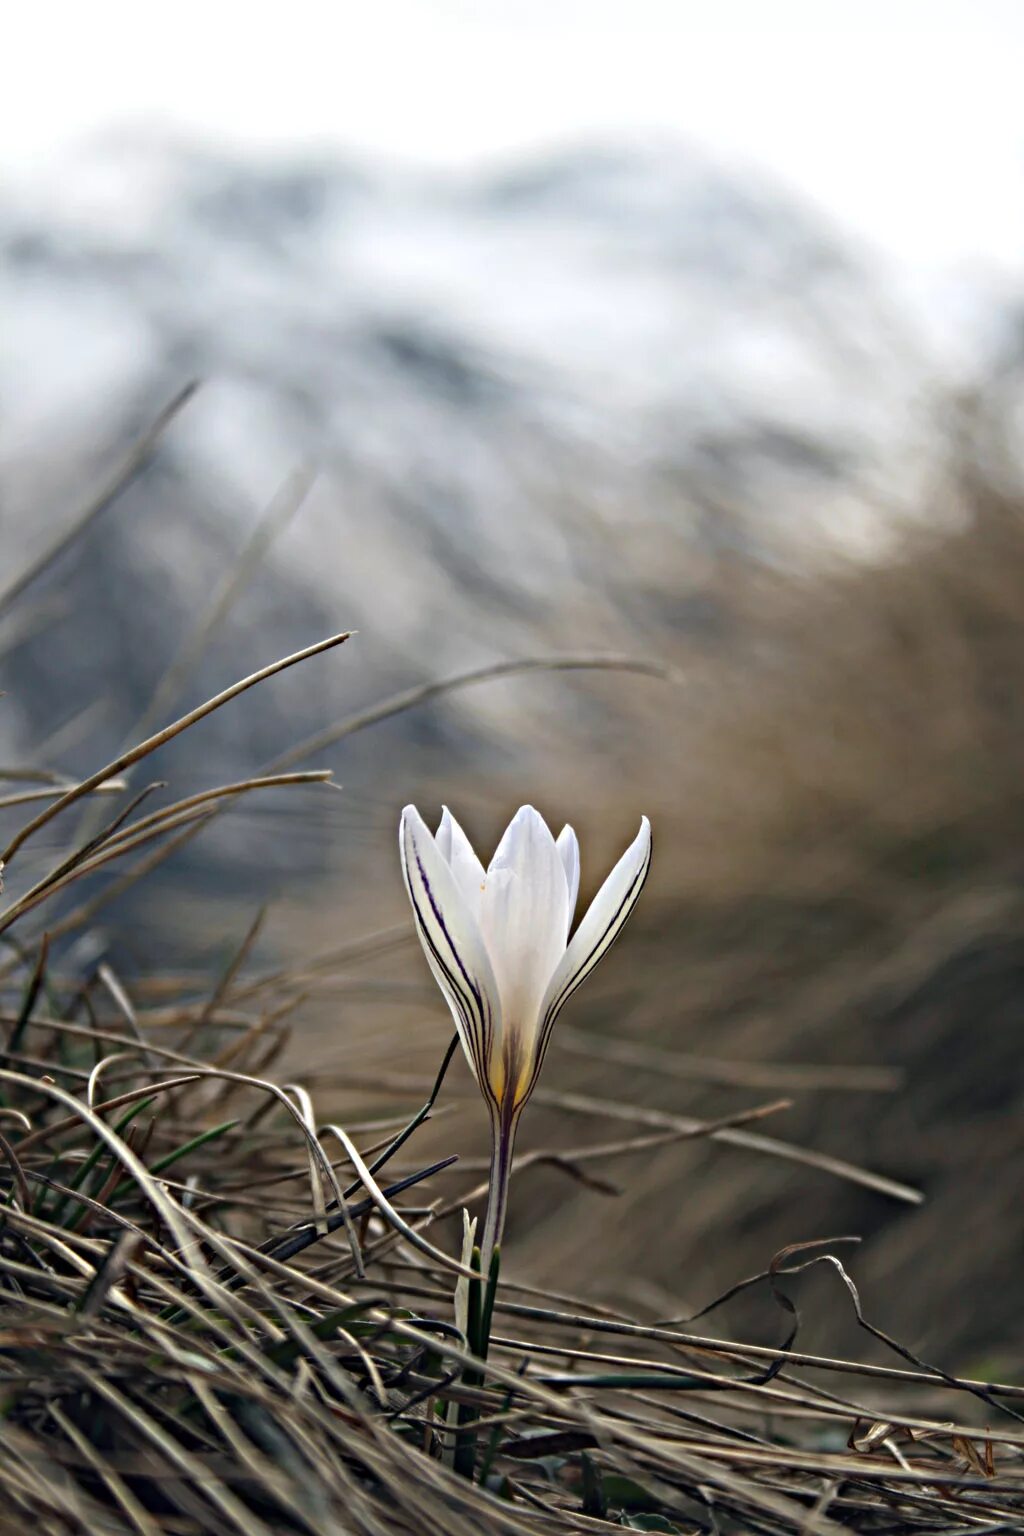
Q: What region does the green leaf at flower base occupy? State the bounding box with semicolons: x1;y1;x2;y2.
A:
580;1451;607;1518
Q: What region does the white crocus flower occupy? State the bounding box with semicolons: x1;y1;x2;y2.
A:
400;803;651;1265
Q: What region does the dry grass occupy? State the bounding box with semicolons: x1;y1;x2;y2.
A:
2;866;1024;1535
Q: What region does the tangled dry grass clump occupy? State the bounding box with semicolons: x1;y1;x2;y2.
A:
1;394;1024;1533
2;843;1024;1536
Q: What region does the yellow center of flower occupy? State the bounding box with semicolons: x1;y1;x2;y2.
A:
487;1043;533;1111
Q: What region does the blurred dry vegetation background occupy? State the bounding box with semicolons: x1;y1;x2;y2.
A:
3;135;1024;1388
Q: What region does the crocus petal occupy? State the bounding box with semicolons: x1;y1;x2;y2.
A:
436;806;487;921
555;823;580;933
525;816;652;1099
479;806;569;1073
400;806;501;1099
544;816;651;1014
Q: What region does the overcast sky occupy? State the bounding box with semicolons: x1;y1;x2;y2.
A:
5;0;1024;272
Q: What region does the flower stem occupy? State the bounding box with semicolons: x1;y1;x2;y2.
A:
480;1109;517;1274
453;1111;513;1481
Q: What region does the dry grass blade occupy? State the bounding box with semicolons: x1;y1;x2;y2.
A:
555;1024;903;1093
532;1085;923;1204
0;633;350;869
0;783;167;930
0;777;128;810
0;774;333;933
319;1120;477;1281
25;814;213;950
267;653;672;771
91;772;334;857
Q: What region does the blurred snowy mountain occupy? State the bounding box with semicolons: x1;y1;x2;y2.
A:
2;136;942;562
0;136;1008;914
